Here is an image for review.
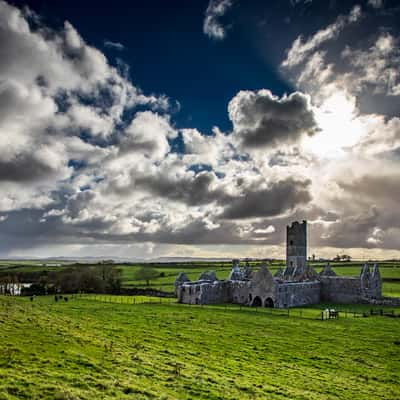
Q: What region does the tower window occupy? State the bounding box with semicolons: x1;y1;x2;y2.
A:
289;240;294;246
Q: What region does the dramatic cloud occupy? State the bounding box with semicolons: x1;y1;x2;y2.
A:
203;0;234;40
0;0;399;259
275;2;400;256
221;178;312;219
0;0;167;209
228;90;318;149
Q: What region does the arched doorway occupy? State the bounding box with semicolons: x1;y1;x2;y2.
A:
251;296;262;307
264;297;274;308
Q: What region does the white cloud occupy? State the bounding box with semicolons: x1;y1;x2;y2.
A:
203;0;234;40
368;0;384;8
282;5;361;68
104;40;125;51
342;33;400;96
254;225;275;234
120;111;177;160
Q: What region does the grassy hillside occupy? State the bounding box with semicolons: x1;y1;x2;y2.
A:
1;296;399;400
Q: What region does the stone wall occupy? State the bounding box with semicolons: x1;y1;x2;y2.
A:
275;281;320;308
177;281;231;305
369;297;400;307
320;277;363;303
230;280;251;305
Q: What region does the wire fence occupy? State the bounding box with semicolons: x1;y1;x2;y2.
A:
1;293;399;321
76;294;400;320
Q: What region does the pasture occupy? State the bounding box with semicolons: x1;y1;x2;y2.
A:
0;295;399;399
1;260;400;296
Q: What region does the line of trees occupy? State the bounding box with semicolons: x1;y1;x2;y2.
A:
0;265;121;295
333;254;352;262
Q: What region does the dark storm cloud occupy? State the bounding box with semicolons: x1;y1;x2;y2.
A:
311;206;381;249
0;153;62;182
229;90;319;148
308;174;400;250
338;174;400;203
129;220;253;245
108;167;313;220
134;171;224;206
221;178;312;219
107;170;224;206
0;207;83;254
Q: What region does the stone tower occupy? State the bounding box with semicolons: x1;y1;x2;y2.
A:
284;220;307;279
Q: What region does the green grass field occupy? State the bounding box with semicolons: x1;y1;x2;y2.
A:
0;295;399;400
1;260;400;296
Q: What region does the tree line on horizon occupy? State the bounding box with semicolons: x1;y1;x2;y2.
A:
0;265;122;295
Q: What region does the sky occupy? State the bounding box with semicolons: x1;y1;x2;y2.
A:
1;0;400;260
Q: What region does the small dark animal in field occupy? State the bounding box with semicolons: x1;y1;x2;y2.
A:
104;342;114;353
172;362;183;376
64;297;68;302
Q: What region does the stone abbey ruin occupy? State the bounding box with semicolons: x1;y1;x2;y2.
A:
175;220;382;308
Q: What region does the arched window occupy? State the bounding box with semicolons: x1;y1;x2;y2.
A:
264;298;274;308
251;296;262;307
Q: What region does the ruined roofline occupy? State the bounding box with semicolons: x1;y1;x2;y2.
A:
287;220;307;229
278;280;319;286
319;276;359;280
180;280;225;287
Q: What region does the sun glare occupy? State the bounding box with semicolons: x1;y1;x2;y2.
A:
303;92;364;158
